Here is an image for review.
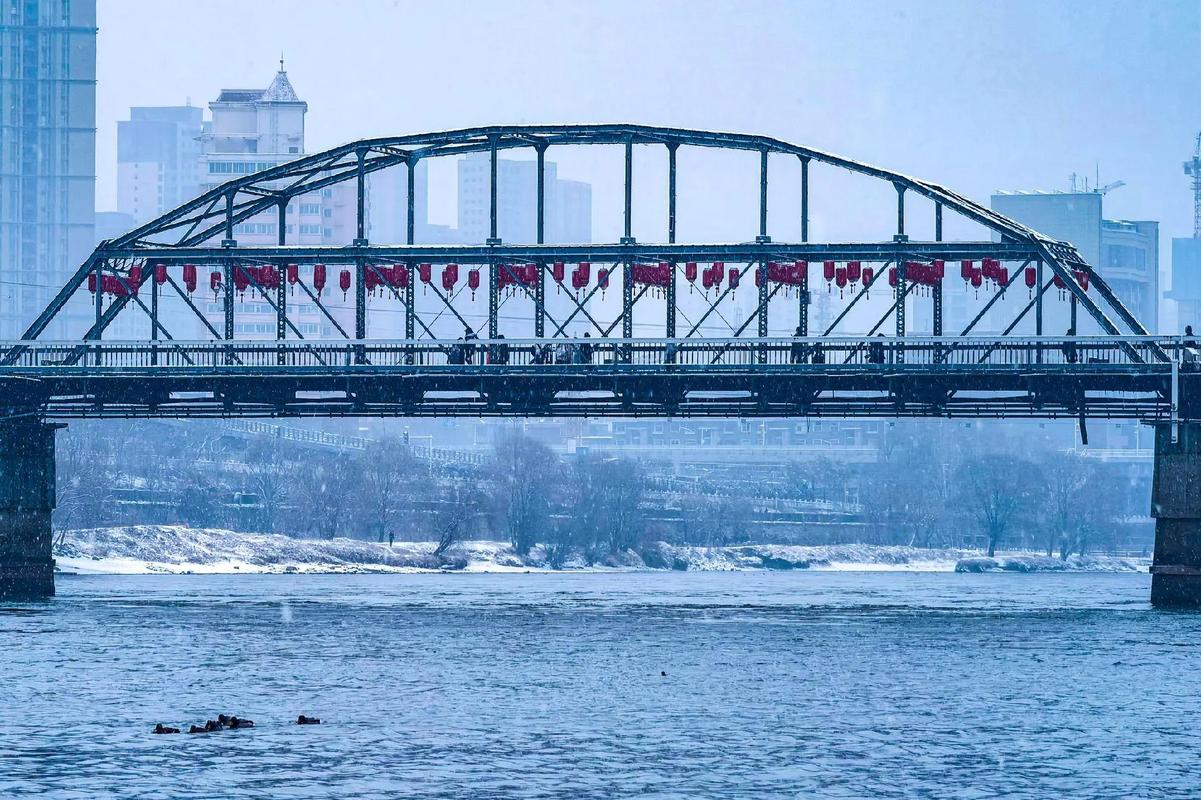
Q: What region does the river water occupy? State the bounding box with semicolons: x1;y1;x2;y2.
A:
2;571;1199;798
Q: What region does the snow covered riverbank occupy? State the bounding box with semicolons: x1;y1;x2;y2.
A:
52;526;1150;576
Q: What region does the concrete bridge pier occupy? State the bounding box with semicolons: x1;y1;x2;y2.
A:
0;419;58;599
1151;422;1201;608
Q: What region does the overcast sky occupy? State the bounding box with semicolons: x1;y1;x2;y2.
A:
95;0;1200;247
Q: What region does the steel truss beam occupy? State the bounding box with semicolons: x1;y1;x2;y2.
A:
19;125;1152;367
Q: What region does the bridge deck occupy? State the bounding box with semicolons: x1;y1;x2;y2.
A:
1;337;1191;420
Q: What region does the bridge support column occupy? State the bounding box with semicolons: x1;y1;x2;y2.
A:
0;420;58;599
1151;422;1201;608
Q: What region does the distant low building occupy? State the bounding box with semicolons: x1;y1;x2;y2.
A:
991;190;1159;333
94;211;135;244
117;106;204;226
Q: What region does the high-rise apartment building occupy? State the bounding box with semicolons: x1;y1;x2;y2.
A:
0;0;97;339
117;105;203;226
192;66;360;339
457;153;591;244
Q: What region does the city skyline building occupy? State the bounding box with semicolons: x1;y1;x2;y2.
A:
457;153;591;245
192;65;361;339
116;105;202;226
0;0;97;340
991;190;1159;333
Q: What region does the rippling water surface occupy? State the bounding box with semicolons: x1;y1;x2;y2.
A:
2;571;1199;798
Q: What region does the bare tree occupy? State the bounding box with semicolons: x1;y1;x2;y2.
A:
294;452;364;539
955;454;1043;557
491;433;557;555
360;437;421;542
433;480;482;561
244;436;292;533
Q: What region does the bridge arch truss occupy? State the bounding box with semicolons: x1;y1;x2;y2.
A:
13;125;1155;353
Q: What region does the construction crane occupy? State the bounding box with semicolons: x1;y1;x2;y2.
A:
1185;132;1201;238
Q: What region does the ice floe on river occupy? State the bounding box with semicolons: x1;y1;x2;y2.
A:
52;526;1149;576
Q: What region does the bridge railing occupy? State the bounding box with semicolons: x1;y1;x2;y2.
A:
0;336;1189;371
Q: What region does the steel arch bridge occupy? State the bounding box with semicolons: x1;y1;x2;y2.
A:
0;124;1191;422
6;124;1201;607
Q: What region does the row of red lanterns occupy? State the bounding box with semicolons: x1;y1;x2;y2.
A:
100;259;1094;307
88;263;201;297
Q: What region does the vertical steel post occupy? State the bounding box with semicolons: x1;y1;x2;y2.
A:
406;159;416;341
895;186;907;364
535;143;546;338
223;261;234;340
488;137;500;339
667;143;678;244
758;148;769;240
800;156;809;335
933;202;943;337
757;149;769;360
354;149;367;245
799;261;809;337
92;260;102;338
277;201;287;346
1035;257;1044;364
896;255;907;358
666;143;678;340
622;137;634;345
488;136;499;244
489;256;499;340
223;191;235;245
150;262;159;366
354;151;367;358
355;259;366;339
623;137;633;243
800;157;809;243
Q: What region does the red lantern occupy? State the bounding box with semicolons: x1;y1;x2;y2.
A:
339;269;352;298
598;268;610;290
182;264;197;294
418;263;432;284
1076;270;1089;291
287;263;298;286
552;262;565;284
88;273;97;293
210;271;222;296
835;266;847;291
961;260;974;282
862;266;874;288
233;266;249;295
154;263;168;285
685;262;698;283
128;265;142;295
712;262;724;285
313;264;327;295
971;272;982;289
846;261;861;283
823;261;836;282
442;263;459;292
888;267;898;288
932;260;945;281
1024;266;1037;289
468;268;480;299
729;269;740;289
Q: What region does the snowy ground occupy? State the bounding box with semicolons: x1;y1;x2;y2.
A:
52;526;1150;576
